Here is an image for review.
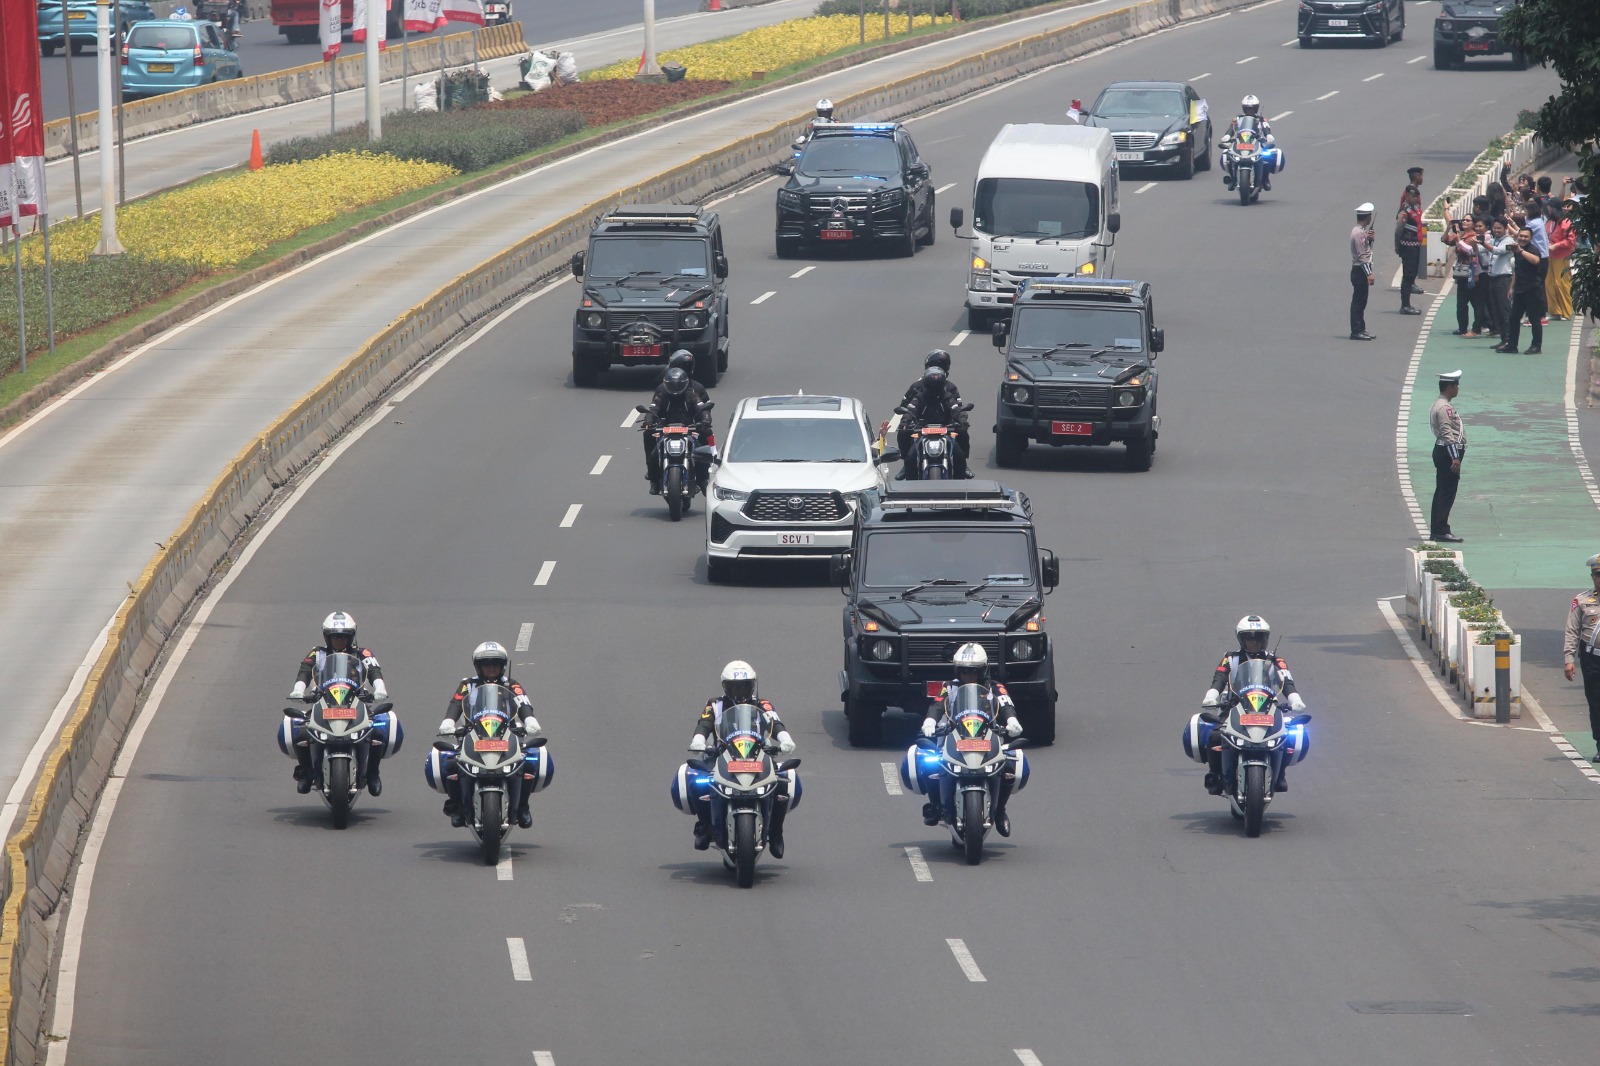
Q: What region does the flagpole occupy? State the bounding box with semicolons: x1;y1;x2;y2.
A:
637;0;661;80
11;232;26;372
329;58;336;134
59;0;84;218
113;0;126;205
364;0;381;140
42;217;56;354
92;0;123;256
401;21;408;111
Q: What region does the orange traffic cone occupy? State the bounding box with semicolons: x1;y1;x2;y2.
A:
708;0;722;9
248;128;263;171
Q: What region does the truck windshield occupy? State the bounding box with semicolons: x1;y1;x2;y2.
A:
861;530;1034;588
1011;306;1144;352
974;178;1098;239
587;237;709;279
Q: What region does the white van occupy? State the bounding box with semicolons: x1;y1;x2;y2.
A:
949;123;1121;331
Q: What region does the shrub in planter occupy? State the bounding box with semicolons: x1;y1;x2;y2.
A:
267;108;584;172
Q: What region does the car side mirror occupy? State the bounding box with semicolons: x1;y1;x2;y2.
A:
1041;552;1060;591
570;251;584;278
774;160;794;176
909;162;929;180
874;448;900;465
1106;211;1121;235
714;253;728;278
949;206;964;231
991;319;1009;347
830;552;851;586
1151;327;1164;354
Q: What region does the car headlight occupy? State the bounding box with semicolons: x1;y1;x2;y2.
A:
869;638;896;662
682;312;703;329
1007;385;1032;405
583;311;604;329
777;189;803;207
1364;2;1383;11
714;485;748;502
876;188;905;205
1010;638;1036;661
1116;390;1139;408
1438;18;1453;29
1159;130;1188;147
1077;261;1096;276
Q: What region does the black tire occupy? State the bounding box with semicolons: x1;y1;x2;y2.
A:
285;25;317;44
1238;179;1252;207
1017;697;1055;747
717;338;729;373
1125;429;1154;471
572;352;599;388
733;813;757;888
666;466;684;522
994;428;1026;469
1177;146;1195;181
70;39;87;56
328;759;351;830
1243;763;1266;837
1511;50;1528;71
1374;15;1389;47
41;43;57;57
1433;45;1454;69
966;307;991;333
693;349;719;389
962;791;986;865
706;554;731;583
921;198;936;246
924;464;946;481
479;792;504;865
845;692;884;747
775;237;800;259
1195;138;1212;172
1297;35;1312;48
895;215;918;258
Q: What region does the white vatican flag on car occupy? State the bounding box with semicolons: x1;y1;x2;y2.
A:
441;0;485;26
404;0;445;33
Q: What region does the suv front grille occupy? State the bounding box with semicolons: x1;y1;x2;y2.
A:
605;309;678;331
807;193;871;215
1113;133;1158;151
1035;383;1111;411
743;491;847;523
906;636;1003;666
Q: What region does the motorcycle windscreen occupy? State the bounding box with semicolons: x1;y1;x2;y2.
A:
464;683;520;756
1228;659;1283;726
947;684;999;753
719;701;766;754
315;651;365;704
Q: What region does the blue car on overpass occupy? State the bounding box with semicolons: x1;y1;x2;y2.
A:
120;19;243;98
37;0;156;57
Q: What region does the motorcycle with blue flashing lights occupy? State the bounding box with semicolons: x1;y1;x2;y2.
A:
900;684;1029;865
426;683;552;865
1221;118;1283;206
1182;659;1309;837
278;651;401;829
672;702;801;888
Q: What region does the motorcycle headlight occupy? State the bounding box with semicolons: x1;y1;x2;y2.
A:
1159;130;1188;147
583;311;604;329
714;485;748;502
1007;385;1032;405
682;312;703;329
1010;637;1036;661
1116;390;1139;408
869;638;896;662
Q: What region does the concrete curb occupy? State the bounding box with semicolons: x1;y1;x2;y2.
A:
0;0;1258;1060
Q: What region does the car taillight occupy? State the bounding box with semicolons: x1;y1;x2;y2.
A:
120;43;128;66
194;44;205;66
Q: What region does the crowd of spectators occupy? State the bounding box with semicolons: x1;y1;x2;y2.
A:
1443;168;1584;354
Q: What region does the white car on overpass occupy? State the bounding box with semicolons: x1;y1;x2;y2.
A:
705;394;896;582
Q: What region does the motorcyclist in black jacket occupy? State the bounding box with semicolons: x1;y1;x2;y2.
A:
896;350;970;479
641;366;713;494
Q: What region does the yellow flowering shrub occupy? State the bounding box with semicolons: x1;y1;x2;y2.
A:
587;13;953;82
26;152;456;270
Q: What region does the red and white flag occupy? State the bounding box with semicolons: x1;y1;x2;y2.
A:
319;0;342;62
441;0;484;26
404;0;445;33
352;0;388;50
0;0;46;223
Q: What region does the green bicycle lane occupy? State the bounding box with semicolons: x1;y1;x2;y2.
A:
1404;293;1598;752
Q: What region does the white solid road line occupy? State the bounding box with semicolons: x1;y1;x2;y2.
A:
589;454;611;475
881;762;903;795
1191;71;1211;80
789;265;816;278
559;504;582;528
935;182;957;194
1134;181;1158;194
1363;72;1385;82
1236;55;1258;63
508;938;533;981
751;291;777;304
1377;599;1471;722
534;561;557;587
1270;110;1293;121
946;938;988;982
1316;90;1339;101
1407;54;1426;63
1015;1052;1046;1066
533;1053;557;1066
950;329;971;346
621;409;641;429
905;846;933;882
515;622;535;653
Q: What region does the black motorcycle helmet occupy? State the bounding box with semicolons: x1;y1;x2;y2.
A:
663;367;691;396
922;365;946;388
667;349;694;373
924;349;952;373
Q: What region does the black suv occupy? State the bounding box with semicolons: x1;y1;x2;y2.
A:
990;277;1162;471
1297;0;1405;47
1082;80;1211;180
831;481;1060;747
569;204;730;389
1433;0;1525;69
774;122;936;259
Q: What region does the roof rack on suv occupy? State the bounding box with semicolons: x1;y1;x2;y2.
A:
812;123;899;137
599;204;704;227
1018;278;1141;298
875;481;1028;514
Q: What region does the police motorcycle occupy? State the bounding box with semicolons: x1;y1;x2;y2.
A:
1182;659;1309;837
894;401;974;481
671;702;802;888
1221;117;1283;206
900;684;1029;865
425;683;552;865
279;652;401;829
636;401;716;522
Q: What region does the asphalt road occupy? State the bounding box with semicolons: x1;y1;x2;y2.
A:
37;0;707;122
55;3;1600;1065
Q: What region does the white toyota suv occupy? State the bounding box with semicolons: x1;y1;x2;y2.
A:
705;394;895;581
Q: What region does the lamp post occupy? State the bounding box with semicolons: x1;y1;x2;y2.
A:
365;0;382;139
636;0;663;81
92;0;123;256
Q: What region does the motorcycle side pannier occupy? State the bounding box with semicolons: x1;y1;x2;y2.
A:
523;745;554;793
277;716;304;759
424;746;455;794
900;744;940;796
1181;713;1214;763
371;710;404;758
671;762;712;815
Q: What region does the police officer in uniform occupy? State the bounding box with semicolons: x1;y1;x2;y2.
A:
1350;203;1376;340
1563;555;1600;762
1429;370;1465;543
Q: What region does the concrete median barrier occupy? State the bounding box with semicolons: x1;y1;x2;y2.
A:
1;0;1258;1059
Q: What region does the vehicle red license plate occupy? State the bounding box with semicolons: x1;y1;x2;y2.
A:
955;738;990;752
1237;713;1275;727
622;343;661;358
322;707;358;720
1464;42;1490;50
1051;421;1093;436
926;681;946;698
726;759;764;773
820;230;853;240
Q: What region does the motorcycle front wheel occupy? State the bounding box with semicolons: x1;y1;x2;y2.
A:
666;466;684;522
733;812;757;888
924;464;946;481
1243;763;1266;837
479;792;504;865
962;790;986;865
328;758;352;829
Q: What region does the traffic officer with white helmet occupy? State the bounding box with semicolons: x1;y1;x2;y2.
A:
1429;370;1465;543
919;643;1024;834
1200;616;1305;794
438;641;542;828
1563;555;1600;762
1351;203;1376;340
288;611;388;794
689;661;797;856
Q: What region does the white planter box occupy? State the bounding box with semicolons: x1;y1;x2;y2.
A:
1457;618;1494;693
1441;600;1463;680
1467;633;1521;718
1410;550;1464;624
1419;571;1436;638
1429;578;1451;648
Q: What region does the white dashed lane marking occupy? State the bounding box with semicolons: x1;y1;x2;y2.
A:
1316;90;1340;101
789;265;815;279
1407;54;1426;64
751;291;776;305
1134;181;1157;194
1363;72;1385;82
950;329;971;346
1270;110;1293;121
947;938;988;982
620;409;641;429
1236;55;1257;64
534;561;556;587
589;454;611;475
1015;1053;1045;1066
515;622;534;653
1191;71;1211;80
1280;38;1297;45
497;851;514;881
881;762;903;795
508;938;532;980
935;182;957;194
533;1054;556;1066
905;846;933;882
559;504;581;528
